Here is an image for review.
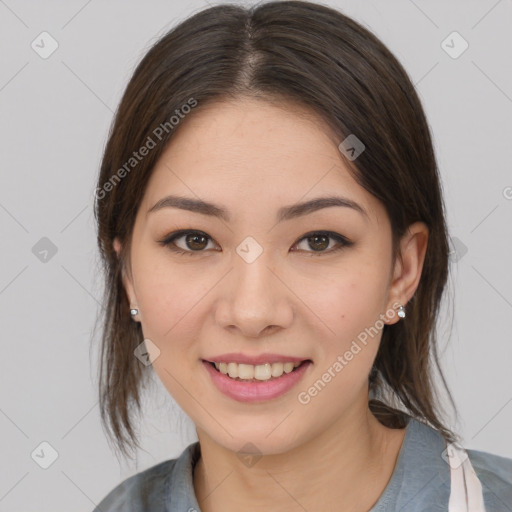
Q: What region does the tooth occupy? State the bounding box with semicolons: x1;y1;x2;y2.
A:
254;363;272;381
271;362;284;377
227;362;238;378
238;364;254;379
213;361;303;380
283;362;294;374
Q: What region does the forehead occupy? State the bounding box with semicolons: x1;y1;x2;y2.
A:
141;98;384;226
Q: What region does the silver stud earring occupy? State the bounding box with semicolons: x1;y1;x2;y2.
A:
397;304;406;319
130;308;139;317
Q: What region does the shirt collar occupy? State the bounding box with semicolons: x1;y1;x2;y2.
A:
165;417;450;511
369;416;450;510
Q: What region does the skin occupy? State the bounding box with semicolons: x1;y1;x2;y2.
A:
114;97;429;511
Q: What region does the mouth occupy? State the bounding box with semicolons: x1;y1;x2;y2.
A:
203;359;312;382
201;358;313;403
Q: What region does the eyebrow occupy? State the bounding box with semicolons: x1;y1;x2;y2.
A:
147;194;369;223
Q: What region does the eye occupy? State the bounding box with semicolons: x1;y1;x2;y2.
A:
159;229;352;257
291;231;353;256
158;230;218;256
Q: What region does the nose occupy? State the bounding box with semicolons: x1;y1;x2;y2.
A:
215;248;294;338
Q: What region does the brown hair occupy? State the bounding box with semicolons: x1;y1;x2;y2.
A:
93;0;459;460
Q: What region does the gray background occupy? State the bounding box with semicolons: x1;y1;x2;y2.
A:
1;0;511;510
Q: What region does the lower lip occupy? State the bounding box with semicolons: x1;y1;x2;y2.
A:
202;360;312;403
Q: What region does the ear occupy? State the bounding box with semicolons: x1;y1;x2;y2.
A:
113;237;138;314
385;221;429;325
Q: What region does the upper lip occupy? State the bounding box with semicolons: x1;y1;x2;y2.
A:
204;353;310;365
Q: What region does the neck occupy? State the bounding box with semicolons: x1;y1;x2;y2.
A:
193;402;407;512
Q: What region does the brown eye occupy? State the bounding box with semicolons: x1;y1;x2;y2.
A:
159;229;352;257
307;234;330;251
159;230;216;255
184;233;208;250
292;231;353;255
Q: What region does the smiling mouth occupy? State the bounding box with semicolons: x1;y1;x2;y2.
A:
205;360;311;382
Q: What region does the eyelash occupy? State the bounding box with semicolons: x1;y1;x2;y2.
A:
158;230;353;257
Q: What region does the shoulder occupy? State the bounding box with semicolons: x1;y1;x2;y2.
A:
92;441;201;511
374;418;512;511
92;457;178;511
466;448;512;510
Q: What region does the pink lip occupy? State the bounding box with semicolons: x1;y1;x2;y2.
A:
205;352;308;365
202;360;312;403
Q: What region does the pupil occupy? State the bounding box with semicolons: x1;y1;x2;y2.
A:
187;234;206;250
310;235;328;251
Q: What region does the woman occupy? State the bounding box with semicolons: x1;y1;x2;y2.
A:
92;1;512;510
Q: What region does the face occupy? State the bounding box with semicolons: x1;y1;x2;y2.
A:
114;97;427;455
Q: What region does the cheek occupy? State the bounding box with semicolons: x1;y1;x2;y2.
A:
134;264;208;403
132;256;210;349
299;272;388;395
305;272;387;340
298;282;383;412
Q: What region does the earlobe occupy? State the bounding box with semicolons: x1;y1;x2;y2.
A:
385;222;429;323
112;237;139;317
113;237;122;258
403;222;429;291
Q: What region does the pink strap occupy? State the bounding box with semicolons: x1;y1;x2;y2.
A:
447;442;486;511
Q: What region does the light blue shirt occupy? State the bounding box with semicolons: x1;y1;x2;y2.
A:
93;417;512;511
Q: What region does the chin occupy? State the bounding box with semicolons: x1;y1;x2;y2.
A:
199;424;304;458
